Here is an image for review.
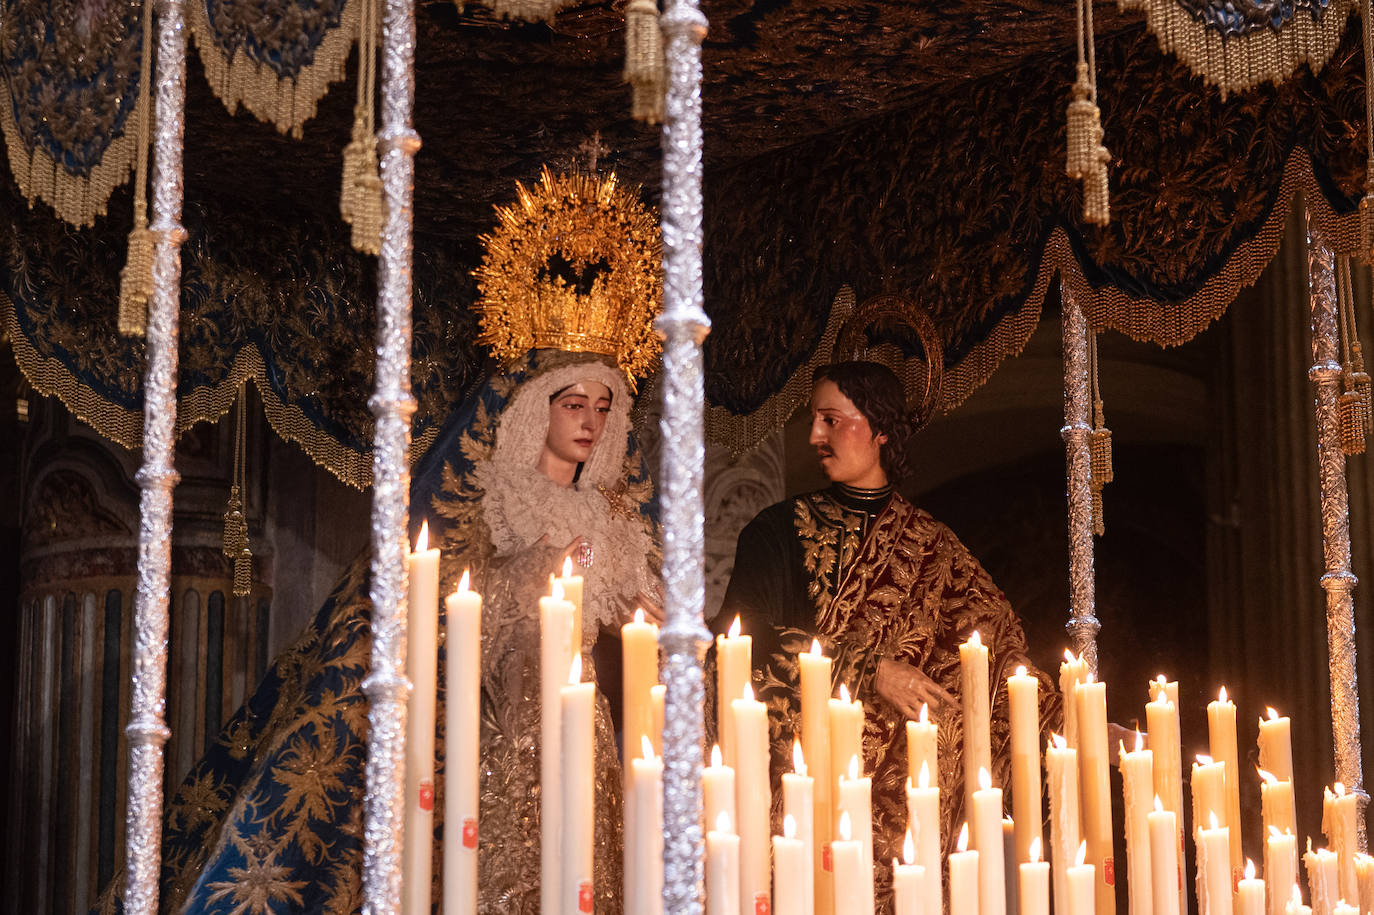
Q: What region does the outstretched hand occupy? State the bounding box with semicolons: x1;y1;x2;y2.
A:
874;658;957;720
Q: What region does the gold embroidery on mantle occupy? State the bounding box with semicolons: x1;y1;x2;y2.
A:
795;493;861;617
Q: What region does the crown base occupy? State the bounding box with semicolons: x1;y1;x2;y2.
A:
532;330;623;359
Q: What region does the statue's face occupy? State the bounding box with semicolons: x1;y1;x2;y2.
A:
544;380;613;467
808;379;888;487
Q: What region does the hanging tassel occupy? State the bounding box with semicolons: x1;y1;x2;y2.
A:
223;386;253;595
1088;332;1112;536
118;0;155;337
624;0;665;124
1338;255;1370;454
222;484;247;558
233;546;253;598
1084;141;1111;226
341;0;382;254
1091;489;1105;537
1065;64;1097;180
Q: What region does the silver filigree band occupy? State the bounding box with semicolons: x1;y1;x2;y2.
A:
1060;283;1100;674
1304;215;1367;849
657;0;711;910
122;1;189;913
361;0;421;910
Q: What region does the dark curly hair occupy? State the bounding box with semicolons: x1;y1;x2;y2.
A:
812;361;913;486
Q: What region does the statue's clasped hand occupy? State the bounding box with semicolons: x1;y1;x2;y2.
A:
875;658;957;720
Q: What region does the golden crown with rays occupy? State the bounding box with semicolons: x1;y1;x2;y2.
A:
474;167;663;386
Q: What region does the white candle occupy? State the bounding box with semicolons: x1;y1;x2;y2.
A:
829;684;863;834
443;571;481;915
1059;652;1088;749
1287;884;1313;915
1199;813;1234;915
1239;859;1267;915
734;684;771;915
539;580;576;915
403;522;440;915
893;831;925;915
1147;678;1186;915
704;744;737;841
950;823;981;915
1258;707;1294;782
962;631;992;818
1021;837;1051;915
631;737;664;915
838;754;874;915
832;812;865;915
1266;829;1298;915
560;654;595;915
907;703;938;795
1066;841;1095;915
622;608;659;770
716;616;751;769
1208;686;1243;875
1353;853;1374;915
1307;844;1340;915
1075;677;1114;915
907;762;942;915
650;683;665;756
554;556;584;646
707;813;741;915
1046;735;1081;915
1260;770;1298;852
774;814;807;915
1148;798;1181;915
1120;733;1154;915
799;640;832;915
782;742;815;915
1008;666;1042;865
1326;783;1360;905
972;766;1006;915
1191;755;1227;837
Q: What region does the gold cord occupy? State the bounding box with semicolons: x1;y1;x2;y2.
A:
223;384;253;596
1087;330;1113;535
1069;0;1110;225
340;0;383;254
117;0;155;336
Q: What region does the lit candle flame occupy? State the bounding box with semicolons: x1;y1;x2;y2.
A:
641;735;655;762
1244;859;1256;881
957;823;969;853
633;607;645;625
458;569;471;593
1218;685;1228;703
839;811;852;842
918;760;930;790
1064;649;1077;663
1208;812;1219;830
809;638;822;656
1196;754;1214;766
1134;731;1145;753
1267;706;1281;721
1015;664;1027;677
784;814;796;840
978;767;991;791
1085;672;1095;684
1269;825;1282;839
1051;732;1066;750
839;683;851;703
562;556;573;578
1335;781;1347;796
568;653;582;684
1029;836;1042;864
415;520;429;552
728;615;741;638
1153;795;1164;813
1257;767;1277;785
919;703;929;724
903;830;916;865
1075;841;1087;867
792;740;806;777
742;683;754;702
716;811;732;834
551;579;565;602
848;754;860;781
967;630;982;648
710;744;722;768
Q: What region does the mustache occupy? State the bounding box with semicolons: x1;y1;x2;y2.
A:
816;446;835;458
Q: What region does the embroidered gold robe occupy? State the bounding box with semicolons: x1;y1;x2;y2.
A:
716;486;1060;911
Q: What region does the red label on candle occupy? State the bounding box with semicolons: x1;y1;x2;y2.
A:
578;881;594;912
418;781;434;812
754;892;771;915
462;817;478;848
822;843;833;872
1232;866;1244;893
1103;858;1115;886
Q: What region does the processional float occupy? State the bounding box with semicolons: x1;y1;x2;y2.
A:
112;2;1373;915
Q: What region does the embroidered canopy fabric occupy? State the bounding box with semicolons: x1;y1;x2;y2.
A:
0;0;1368;483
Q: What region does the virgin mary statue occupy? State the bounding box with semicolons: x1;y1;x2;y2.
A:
95;169;664;915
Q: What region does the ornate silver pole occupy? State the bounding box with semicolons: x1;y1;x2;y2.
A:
656;0;710;910
1304;213;1368;849
1060;283;1101;672
122;0;188;912
361;0;421;909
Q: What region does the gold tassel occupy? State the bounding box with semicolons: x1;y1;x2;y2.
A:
341;0;382;254
223;386;253;595
625;0;665;124
350;158;384;255
1065;64;1097;180
1340;390;1368;455
1091;488;1105;537
222;484;246;558
233;546;253;598
117;221;154;335
1084;141;1111;226
1361;170;1374;264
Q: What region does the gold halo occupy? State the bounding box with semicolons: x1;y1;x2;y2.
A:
832;294;945;432
473;168;662;387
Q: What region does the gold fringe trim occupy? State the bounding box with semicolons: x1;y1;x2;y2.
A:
187;0;362;138
0;80;144;228
0;291;437;489
1118;0;1358;98
703;150;1360;454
